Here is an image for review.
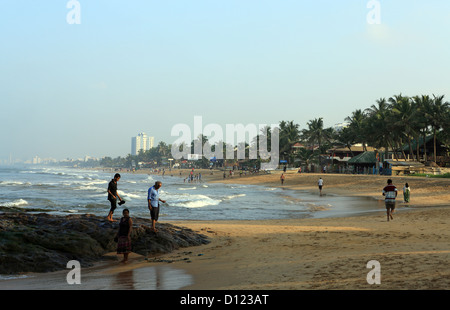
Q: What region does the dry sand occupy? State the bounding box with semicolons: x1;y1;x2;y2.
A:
2;170;449;290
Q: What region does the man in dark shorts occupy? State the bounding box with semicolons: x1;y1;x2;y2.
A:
107;173;124;222
148;181;166;232
382;179;398;221
318;177;323;196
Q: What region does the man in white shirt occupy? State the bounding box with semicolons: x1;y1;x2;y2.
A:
318;177;324;196
147;181;166;232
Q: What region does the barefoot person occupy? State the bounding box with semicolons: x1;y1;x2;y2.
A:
115;208;132;263
403;183;411;203
382;179;398;221
280;173;285;185
147;181;166;232
107;173;124;222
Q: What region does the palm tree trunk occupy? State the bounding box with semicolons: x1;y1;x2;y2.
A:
387;140;398;161
347;144;355;158
433;128;437;162
416;134;420;161
399;139;407;160
423;131;427;162
408;136;415;161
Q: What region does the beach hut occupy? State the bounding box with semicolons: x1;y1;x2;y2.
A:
328;145;378;173
347;151;378;174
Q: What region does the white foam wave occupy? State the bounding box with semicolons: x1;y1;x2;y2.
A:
177;187;197;191
0;181;31;186
118;190;144;200
76;185;105;192
141;175;155;183
0;199;29;208
224;193;246;200
173;195;221;208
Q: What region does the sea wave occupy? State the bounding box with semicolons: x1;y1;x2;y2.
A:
224;193;246;200
117;190;144;200
172;194;221;208
0;181;31;186
0;199;29;208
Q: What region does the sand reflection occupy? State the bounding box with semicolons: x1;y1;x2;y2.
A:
108;266;193;290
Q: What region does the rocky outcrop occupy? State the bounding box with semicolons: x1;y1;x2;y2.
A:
0;213;209;275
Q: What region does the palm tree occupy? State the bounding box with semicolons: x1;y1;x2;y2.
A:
301;118;333;166
335;126;356;157
296;148;318;169
387;94;411;159
428;95;449;162
365;98;393;159
390;95;418;160
253;125;272;161
412;95;432;161
344;110;368;151
279;121;300;164
440;108;450;151
157;141;170;158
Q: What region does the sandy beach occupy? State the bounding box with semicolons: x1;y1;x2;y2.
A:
163;170;450;289
2;169;449;290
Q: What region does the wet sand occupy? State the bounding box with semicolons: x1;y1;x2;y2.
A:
2;170;449;290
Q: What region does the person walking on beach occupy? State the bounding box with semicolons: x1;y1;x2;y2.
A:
403;183;411;203
148;181;166;232
318;177;324;196
280;173;285;185
115;208;132;263
107;173;124;222
382;179;398;221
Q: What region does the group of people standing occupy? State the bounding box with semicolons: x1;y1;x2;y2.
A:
106;173;166;263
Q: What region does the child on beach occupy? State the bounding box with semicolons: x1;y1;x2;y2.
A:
403;183;411;203
280;173;285;185
318;177;323;196
115;208;132;263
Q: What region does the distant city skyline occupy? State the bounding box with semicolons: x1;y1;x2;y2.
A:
1;1;450;162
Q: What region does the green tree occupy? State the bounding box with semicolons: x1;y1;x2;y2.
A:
279;120;300;164
429;95;449;162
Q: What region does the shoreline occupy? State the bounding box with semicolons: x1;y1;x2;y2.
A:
2;170;449;289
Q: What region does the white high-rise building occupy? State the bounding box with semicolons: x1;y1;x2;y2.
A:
131;132;154;155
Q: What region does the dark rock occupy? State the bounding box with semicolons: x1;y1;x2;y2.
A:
0;213;209;275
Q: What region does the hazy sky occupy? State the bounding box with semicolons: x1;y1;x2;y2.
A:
1;0;450;161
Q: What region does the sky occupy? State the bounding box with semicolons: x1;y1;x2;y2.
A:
1;0;450;162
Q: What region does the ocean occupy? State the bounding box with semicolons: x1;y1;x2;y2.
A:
0;166;385;221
